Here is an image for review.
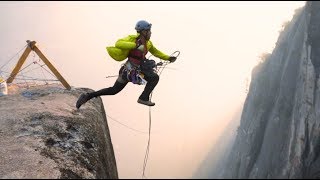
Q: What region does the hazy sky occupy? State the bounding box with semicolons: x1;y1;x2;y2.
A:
0;1;305;178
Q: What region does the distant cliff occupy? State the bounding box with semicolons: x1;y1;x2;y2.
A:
192;107;241;179
222;2;320;178
0;84;118;179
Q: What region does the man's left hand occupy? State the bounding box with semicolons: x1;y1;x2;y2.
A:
168;56;177;63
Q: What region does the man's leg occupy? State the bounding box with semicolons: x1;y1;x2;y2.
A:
138;70;159;106
76;74;128;109
91;77;128;97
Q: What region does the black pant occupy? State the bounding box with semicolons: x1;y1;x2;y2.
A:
139;70;159;101
88;67;159;101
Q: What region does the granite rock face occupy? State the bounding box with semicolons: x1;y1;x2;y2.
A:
0;84;118;179
222;2;320;178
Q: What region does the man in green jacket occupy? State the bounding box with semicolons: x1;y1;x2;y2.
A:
76;20;176;109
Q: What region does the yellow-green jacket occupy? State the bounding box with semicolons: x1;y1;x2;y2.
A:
106;34;170;61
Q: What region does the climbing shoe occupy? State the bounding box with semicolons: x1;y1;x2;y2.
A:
137;99;155;106
76;93;91;109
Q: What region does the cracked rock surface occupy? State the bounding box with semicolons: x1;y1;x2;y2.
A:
0;84;118;179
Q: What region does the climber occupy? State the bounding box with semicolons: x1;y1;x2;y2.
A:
76;20;177;109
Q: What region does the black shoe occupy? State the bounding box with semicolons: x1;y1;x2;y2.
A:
137;99;155;106
76;93;91;109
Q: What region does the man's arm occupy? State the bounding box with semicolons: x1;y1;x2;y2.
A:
148;41;170;60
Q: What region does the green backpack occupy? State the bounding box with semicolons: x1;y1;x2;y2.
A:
106;46;129;61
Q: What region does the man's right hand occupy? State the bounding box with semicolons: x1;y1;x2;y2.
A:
168;56;177;63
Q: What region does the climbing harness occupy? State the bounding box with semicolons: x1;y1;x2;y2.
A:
120;61;147;85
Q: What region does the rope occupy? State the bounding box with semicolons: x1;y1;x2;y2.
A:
0;44;28;79
0;44;28;71
142;50;180;179
106;75;119;79
30;52;38;85
13;77;59;82
106;114;149;134
16;61;38;75
142;106;152;178
21;62;46;74
6;60;38;87
20;71;30;87
37;62;56;78
28;54;57;79
0;70;57;82
40;64;49;85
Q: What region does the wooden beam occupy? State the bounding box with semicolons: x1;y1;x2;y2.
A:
32;45;71;90
7;40;71;90
6;42;33;83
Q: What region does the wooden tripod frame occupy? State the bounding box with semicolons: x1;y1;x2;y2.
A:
6;40;71;90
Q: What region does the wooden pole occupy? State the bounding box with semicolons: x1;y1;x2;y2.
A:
7;40;71;90
6;41;34;83
32;43;71;90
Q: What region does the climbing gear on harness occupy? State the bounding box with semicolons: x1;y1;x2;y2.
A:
140;59;156;72
121;61;147;85
135;20;152;32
